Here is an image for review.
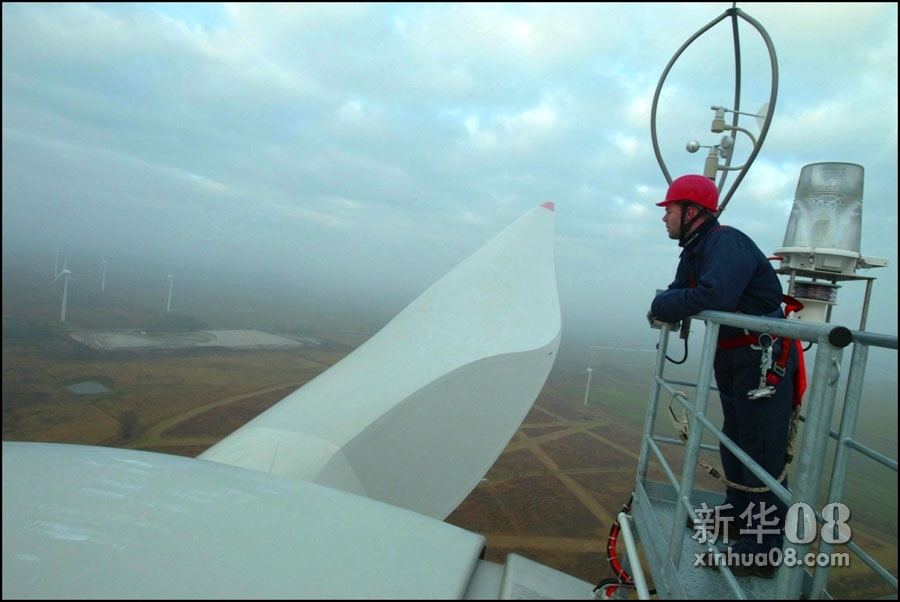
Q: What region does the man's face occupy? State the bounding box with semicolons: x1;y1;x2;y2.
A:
662;203;683;240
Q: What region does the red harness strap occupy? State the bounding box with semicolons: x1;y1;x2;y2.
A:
790;339;807;406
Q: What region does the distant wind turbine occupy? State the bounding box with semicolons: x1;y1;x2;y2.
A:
166;274;175;312
583;346;603;406
100;259;109;292
51;266;75;323
582;363;593;406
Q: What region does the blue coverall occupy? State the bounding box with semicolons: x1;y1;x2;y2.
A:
650;217;797;555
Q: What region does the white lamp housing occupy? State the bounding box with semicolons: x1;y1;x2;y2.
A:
775;162;889;326
775;162;864;276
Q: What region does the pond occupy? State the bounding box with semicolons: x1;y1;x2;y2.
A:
67;381;110;395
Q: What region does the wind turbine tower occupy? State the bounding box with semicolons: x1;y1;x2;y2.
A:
583;346;603;406
583;363;593;406
166;274;175;312
100;259;109;292
51;268;75;323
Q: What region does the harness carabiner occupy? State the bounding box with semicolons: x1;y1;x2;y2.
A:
748;333;776;399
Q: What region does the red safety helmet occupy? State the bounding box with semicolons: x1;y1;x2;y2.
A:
656;174;719;213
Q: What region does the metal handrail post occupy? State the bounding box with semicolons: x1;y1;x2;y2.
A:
667;320;719;572
616;511;652;599
637;325;673;483
775;336;848;598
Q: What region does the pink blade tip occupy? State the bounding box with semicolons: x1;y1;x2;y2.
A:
541;201;555;211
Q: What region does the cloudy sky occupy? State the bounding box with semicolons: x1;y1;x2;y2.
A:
2;2;897;352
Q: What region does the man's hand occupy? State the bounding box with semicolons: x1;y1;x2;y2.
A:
647;310;675;329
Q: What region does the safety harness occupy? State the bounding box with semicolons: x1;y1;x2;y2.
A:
695;225;807;406
716;294;807;407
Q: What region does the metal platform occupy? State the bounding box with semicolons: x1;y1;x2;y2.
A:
623;312;898;600
630;480;779;599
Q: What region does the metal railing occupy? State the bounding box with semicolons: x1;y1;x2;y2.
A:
627;309;897;599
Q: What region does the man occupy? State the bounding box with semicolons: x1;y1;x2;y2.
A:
648;174;798;579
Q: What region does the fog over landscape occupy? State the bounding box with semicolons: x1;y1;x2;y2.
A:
3;3;897;366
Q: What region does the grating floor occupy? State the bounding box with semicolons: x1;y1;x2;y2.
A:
630;480;780;599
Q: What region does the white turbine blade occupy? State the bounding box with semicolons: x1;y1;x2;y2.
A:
2;441;487;599
1;202;600;600
200;202;561;520
51;269;70;284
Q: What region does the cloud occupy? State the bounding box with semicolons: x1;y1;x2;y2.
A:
2;2;897;349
